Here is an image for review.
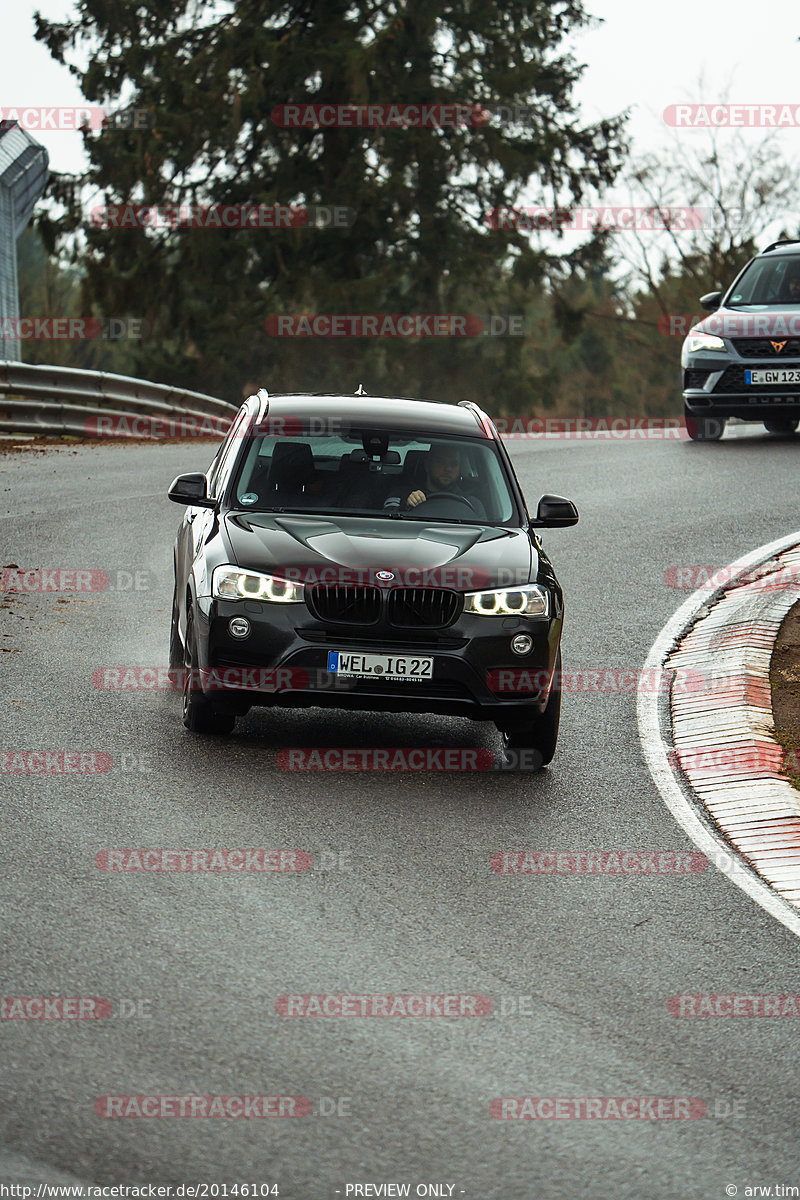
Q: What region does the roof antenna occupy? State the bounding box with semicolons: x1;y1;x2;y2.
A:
354;383;367;395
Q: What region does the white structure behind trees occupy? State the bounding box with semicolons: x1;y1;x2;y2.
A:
0;121;49;361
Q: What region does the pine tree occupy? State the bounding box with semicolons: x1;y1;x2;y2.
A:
35;0;626;401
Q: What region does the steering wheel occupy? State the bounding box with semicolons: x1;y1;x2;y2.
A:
414;490;476;512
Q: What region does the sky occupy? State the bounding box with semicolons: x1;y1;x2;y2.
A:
573;0;800;154
4;0;800;187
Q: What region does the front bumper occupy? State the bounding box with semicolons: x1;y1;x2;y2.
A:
684;356;800;420
193;594;563;722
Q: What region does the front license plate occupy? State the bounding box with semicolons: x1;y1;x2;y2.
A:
745;368;800;385
327;651;433;680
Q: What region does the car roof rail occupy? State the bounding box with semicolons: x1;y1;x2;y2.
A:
762;239;800;253
458;399;495;437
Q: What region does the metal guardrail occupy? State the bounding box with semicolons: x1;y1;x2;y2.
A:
0;360;236;438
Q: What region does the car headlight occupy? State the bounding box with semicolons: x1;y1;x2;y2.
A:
685;332;726;353
212;565;304;603
464;584;549;617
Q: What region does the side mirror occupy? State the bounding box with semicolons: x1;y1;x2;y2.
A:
168;472;216;508
530;494;579;528
699;291;723;311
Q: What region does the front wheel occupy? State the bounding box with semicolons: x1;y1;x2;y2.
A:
496;651;562;769
764;418;798;435
684;409;726;442
182;609;236;735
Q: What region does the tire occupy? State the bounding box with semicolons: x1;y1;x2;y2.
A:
684;409;726;441
496;651;562;769
764;419;798;435
168;584;182;673
182;608;236;734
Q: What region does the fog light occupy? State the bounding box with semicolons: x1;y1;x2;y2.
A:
228;616;251;639
511;633;533;655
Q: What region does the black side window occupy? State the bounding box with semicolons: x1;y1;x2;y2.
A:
208;408;250;498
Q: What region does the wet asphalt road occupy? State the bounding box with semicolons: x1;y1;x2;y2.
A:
1;428;800;1198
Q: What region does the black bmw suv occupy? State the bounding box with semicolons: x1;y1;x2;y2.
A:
167;391;578;765
683;239;800;440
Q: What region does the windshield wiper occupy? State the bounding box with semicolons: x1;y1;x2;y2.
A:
235;506;379;517
400;515;483;525
234;505;484;524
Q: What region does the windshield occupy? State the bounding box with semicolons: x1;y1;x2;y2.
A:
727;255;800;307
229;429;517;524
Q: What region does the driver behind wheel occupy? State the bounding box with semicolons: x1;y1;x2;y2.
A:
787;265;800;303
406;445;464;508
